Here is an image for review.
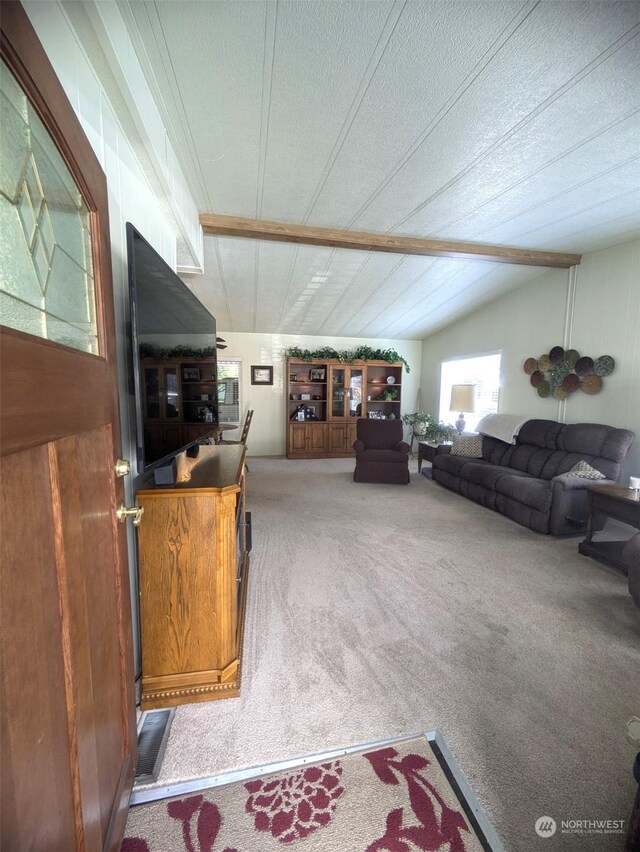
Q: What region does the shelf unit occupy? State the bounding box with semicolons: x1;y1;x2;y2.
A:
286;358;403;459
364;362;402;420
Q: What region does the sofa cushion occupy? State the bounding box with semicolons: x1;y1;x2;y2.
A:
450;435;483;457
433;452;484;477
507;445;561;479
495;474;553;513
555;460;606;480
482;436;513;466
517;419;564;449
465;463;533;491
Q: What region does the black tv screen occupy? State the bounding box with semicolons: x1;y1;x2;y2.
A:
127;223;218;472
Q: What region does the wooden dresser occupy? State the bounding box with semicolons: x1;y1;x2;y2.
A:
135;444;250;709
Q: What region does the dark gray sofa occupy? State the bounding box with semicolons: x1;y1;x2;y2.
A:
432;419;635;535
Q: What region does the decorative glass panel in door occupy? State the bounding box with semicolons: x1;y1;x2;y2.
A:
0;60;98;354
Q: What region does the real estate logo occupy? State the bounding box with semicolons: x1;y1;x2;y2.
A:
535;816;557;838
534;815;625;838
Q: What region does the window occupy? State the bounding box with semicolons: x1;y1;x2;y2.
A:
439;352;501;432
217;359;241;423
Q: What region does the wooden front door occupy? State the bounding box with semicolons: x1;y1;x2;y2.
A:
0;5;136;851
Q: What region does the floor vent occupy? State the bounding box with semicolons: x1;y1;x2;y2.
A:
134;708;175;785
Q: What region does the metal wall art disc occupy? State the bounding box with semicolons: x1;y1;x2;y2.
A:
547;363;570;387
538;354;552;372
524;346;615;399
574;356;594;377
564;349;580;368
594;355;615;377
549;346;565;364
581;373;603;394
563;373;580;393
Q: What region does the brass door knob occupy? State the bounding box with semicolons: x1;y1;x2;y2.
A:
114;458;131;477
116;503;144;526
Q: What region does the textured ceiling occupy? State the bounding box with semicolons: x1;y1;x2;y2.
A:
121;0;640;339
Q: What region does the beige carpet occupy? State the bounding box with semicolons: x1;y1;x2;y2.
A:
125;734;486;851
134;457;640;851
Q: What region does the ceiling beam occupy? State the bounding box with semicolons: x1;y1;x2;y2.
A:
200;213;581;268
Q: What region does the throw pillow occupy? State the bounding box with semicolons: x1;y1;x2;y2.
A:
450;435;483;458
556;460;606;480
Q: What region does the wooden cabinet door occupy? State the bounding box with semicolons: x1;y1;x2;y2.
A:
289;424;308;455
328;423;347;453
0;6;136;850
346;422;358;452
307;423;327;453
328;422;358;454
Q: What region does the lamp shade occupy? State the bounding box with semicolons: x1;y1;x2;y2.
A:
450;384;476;413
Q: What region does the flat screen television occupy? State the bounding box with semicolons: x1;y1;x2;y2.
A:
127;222;218;472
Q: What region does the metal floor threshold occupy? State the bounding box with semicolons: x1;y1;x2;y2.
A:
129;728;505;849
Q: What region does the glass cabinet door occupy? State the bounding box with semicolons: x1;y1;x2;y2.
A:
331;368;346;417
348;368;363;417
330;366;363;418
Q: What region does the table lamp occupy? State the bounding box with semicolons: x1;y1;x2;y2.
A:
450;384;476;434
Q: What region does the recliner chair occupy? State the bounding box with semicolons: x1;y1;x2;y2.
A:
353;418;411;484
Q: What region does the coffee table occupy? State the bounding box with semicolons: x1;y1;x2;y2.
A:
578;483;640;573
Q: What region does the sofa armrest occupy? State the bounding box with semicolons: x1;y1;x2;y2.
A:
552;475;617;491
549;477;617;535
396;441;411;454
353;439;365;452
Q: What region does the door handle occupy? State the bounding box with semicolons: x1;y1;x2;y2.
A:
116;503;144;526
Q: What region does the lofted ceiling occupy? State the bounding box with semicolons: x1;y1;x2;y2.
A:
119;0;640;339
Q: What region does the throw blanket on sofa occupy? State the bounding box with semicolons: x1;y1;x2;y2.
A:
476;413;530;444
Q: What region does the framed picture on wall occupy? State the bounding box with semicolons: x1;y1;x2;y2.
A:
251;365;273;385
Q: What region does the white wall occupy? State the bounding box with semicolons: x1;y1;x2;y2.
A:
216;332;423;455
420;239;640;478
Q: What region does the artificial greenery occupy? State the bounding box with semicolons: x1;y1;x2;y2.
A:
139;343;217;360
284;345;410;372
380;388;399;401
401;411;456;442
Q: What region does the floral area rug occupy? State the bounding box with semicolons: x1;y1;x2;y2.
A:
123;735;491;851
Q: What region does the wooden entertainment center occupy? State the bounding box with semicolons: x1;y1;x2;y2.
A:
135;444;250;709
286;357;403;459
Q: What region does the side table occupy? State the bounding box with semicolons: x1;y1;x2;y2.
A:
418;442;441;475
578;483;640;573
